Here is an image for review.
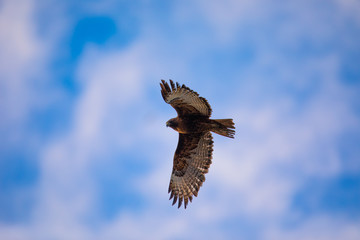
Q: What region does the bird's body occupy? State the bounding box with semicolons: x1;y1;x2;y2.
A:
167;115;210;134
160;80;235;208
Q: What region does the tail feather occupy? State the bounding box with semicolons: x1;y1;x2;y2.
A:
211;119;235;138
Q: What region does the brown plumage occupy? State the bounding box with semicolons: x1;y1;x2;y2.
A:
160;79;235;209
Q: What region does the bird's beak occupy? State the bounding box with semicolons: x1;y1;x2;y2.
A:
166;121;170;127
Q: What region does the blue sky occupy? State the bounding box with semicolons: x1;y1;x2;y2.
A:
1;0;360;239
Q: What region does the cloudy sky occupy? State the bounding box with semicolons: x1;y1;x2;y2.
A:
1;0;360;239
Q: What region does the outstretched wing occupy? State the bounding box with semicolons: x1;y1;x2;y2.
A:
160;79;212;117
168;132;214;208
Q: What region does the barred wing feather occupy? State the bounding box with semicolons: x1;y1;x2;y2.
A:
168;132;214;208
160;79;212;117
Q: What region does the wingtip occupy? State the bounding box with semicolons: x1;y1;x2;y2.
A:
170;79;176;91
178;197;183;208
172;195;178;206
184;197;188;209
169;191;174;200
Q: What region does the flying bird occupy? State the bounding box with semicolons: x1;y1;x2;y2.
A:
160;79;235;209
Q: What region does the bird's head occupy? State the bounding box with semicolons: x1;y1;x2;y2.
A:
166;118;179;130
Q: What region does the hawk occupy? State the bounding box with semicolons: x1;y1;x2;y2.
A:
160;80;235;209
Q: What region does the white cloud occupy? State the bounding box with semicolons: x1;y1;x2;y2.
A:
335;0;360;23
193;0;258;43
27;38;165;239
210;54;357;217
0;0;44;127
1;0;359;240
265;216;360;240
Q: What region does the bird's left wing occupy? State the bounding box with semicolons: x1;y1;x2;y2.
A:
168;132;214;208
160;79;212;117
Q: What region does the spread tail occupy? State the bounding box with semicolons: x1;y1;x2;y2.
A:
211;119;235;138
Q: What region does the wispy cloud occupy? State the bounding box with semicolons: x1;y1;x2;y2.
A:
0;0;44;128
1;0;359;239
